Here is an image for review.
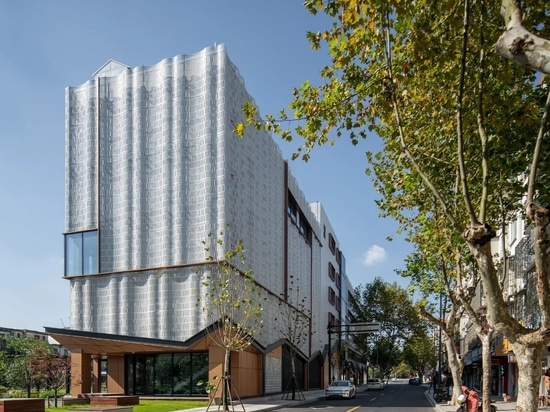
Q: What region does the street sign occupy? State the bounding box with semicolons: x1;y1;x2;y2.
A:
346;322;381;333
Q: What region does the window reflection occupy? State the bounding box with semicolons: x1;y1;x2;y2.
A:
65;230;98;276
83;231;98;274
126;352;208;396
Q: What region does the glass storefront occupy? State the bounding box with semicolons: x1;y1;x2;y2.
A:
125;352;208;396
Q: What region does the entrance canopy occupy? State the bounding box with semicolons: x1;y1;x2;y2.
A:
44;327;193;355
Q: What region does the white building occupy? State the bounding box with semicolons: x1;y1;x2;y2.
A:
46;44;361;398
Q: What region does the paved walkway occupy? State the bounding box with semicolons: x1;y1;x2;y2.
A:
425;388;526;411
175;389;326;412
433;396;550;411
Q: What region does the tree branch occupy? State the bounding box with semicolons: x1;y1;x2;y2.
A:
496;0;550;74
456;0;479;226
477;0;489;224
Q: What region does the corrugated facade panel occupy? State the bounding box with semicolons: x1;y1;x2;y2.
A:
65;45;305;347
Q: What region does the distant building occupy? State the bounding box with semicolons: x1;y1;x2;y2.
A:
0;326;49;343
46;44;362;398
0;326;68;356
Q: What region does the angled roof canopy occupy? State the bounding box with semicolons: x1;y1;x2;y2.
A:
44;327;191;355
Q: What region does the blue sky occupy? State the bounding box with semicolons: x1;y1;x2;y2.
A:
0;1;412;332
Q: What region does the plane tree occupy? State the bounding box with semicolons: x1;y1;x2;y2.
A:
352;277;424;378
413;247;497;405
403;248;468;402
401;211;497;403
237;2;550;410
402;331;436;382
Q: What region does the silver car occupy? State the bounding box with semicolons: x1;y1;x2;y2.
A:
325;380;356;399
366;378;385;390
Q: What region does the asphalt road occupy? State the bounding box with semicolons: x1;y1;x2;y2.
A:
275;382;435;412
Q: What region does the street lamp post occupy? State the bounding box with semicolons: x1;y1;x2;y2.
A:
327;324;333;384
328;322;381;386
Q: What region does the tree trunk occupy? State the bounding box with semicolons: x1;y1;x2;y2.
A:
464;224;547;412
444;334;464;402
480;332;493;412
513;342;543;412
528;203;550;329
222;348;230;412
290;356;296;400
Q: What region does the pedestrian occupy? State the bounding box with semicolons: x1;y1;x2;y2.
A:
460;384;479;412
543;369;550;406
540;370;547;406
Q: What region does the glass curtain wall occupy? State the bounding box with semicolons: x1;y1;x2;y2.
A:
126;352;208;396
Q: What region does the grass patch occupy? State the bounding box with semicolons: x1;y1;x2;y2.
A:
45;399;208;412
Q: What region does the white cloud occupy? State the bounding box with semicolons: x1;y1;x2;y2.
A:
362;245;387;266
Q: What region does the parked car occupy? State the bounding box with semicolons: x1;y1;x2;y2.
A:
409;377;421;385
366;378;385;390
325;380;357;399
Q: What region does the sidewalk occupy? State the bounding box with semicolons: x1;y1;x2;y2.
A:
175;388;327;412
428;390;547;411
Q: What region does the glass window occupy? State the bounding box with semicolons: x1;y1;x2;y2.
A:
126;360;134;395
173;354;191;395
65;230;98;276
100;359;108;392
155;354;173;395
191;353;208;395
126;352;208;397
329;234;336;254
83;231;98;274
65;233;82;276
328;263;336;281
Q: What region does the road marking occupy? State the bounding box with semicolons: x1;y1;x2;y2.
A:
347;406;361;412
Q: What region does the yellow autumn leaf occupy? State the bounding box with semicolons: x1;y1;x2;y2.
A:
234;122;245;137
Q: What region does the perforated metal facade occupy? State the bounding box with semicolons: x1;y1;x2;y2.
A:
64;45;322;352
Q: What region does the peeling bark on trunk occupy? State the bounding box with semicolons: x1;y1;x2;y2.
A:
528;203;550;330
496;0;550;74
513;343;543;412
481;332;493;412
445;335;464;402
463;222;549;412
420;304;465;403
462;224;512;334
